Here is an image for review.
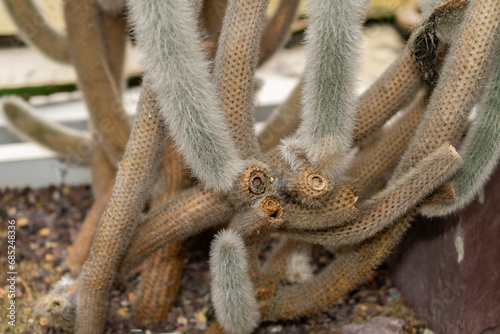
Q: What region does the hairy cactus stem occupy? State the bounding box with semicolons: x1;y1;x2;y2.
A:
64;0;131;165
260;213;414;321
395;0;500;178
214;0;270;157
3;0;70;63
76;89;165;334
290;144;462;247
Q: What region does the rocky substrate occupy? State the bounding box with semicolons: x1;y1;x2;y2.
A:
0;185;432;334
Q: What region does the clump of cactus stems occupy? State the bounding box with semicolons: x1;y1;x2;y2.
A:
2;0;500;333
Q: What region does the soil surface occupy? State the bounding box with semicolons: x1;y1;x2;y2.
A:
0;185;431;334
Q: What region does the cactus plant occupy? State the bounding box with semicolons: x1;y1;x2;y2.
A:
3;0;500;333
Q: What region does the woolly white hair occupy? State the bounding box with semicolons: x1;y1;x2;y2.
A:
210;229;260;334
126;0;244;193
421;45;500;216
285;251;313;284
97;0;124;16
280;0;369;177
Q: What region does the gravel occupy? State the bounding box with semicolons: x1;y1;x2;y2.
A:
0;185;431;334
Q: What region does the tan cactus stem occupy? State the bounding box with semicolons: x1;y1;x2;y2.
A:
119;188;233;275
259;91;429;291
257;79;303;152
96;0;124;16
421;46;500;216
87;8;126;197
99;8;127;92
203;0;298;66
258;0;300;65
229;195;284;281
282;181;358;231
76;89;165;334
1;97;92;165
353;47;424;144
290;144;461;246
280;166;331;205
133;136;189;325
214;0;270;157
395;0;500;177
65;184;113;272
262;213;413;321
3;0;70;63
201;0;228;44
347;89;430;198
90;145;116;199
121;161;276;275
64;0;131;165
134;242;185;325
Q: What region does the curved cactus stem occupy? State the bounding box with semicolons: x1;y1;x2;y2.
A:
134;242;185;325
289;144;461;246
64;0;131;165
353;47;424;144
96;0;124;16
214;0;270;158
119;187;233;275
65;184;113;272
89;144;116;199
210;229;261;334
280;0;369;176
394;0;500;178
348;89;430;198
421;47;500;216
262;213;413;321
3;0;70;63
227;196;284;281
86;6;127;196
76;89;165;334
282;181;358;231
200;0;228;44
258;0;300;65
1;97;92;165
99;7;127;92
133;136;190;325
128;0;244;193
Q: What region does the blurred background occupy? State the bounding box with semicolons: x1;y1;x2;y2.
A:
0;0;419;188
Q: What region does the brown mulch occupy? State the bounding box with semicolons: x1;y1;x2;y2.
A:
0;185;430;334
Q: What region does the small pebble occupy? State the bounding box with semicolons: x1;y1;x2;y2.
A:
341;316;404;334
388;288;401;301
268;325;283;333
